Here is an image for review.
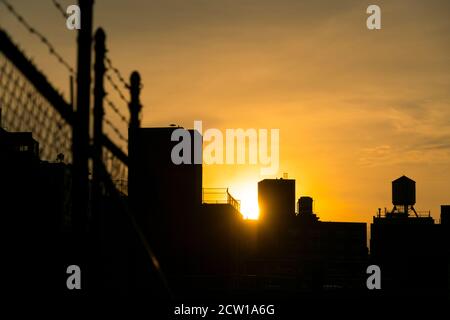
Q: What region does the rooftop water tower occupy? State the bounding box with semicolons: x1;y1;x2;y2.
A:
391;175;418;217
297;196;318;222
298;196;313;215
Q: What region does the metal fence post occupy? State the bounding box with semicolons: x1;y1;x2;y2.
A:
129;71;142;132
90;26;106;294
72;0;94;233
92;27;106;228
128;71;142;211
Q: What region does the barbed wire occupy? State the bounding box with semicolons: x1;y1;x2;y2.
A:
50;0;68;20
104;117;128;144
105;55;129;88
3;0;130;151
51;0;130;112
105;96;128;125
0;0;75;75
48;0;130;126
102;50;131;133
105;71;129;105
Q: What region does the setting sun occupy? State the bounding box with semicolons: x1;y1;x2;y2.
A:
230;183;259;220
1;0;449;306
241;197;259;220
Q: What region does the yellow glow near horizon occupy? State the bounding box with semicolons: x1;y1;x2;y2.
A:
3;0;448;226
230;183;259;220
241;197;259;220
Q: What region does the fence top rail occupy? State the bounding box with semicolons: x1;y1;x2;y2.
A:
0;28;129;167
102;134;128;166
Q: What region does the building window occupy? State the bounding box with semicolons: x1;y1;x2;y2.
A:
19;145;29;152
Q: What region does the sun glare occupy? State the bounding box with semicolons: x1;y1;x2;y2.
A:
241;199;259;220
231;184;259;220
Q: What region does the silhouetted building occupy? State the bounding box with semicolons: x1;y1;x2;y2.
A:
192;202;243;294
38;161;72;230
1;128;41;226
0;126;73;292
370;176;447;297
297;196;319;223
125;126;448;299
128;127;202;282
441;205;450;225
129;126;247;296
0;128;39;160
258;178;295;223
245;182;368;295
442;205;450;296
0;128;72;229
294;200;367;292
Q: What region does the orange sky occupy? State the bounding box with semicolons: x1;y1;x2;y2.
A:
2;0;449;222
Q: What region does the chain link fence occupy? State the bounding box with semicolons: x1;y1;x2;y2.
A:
0;51;73;163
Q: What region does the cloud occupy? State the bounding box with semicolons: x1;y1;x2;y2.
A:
358;135;450;167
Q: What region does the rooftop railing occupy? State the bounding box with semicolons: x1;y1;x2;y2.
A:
202;188;241;212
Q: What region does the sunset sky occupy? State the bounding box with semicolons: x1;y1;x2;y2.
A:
2;0;449;222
